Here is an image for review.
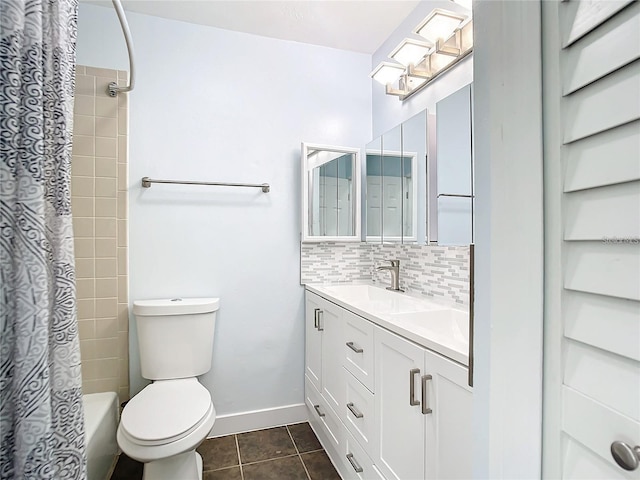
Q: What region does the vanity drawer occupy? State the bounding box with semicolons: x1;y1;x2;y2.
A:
343;427;386;480
344;368;375;457
343;310;375;392
305;376;344;455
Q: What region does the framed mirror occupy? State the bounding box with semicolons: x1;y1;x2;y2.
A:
436;83;474;245
365;122;421;244
366;126;418;243
365;136;382;243
301;143;361;242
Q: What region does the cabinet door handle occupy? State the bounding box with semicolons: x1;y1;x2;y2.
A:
314;308;320;329
409;368;421;406
421;374;433;415
346;453;364;473
346;341;364;353
313;404;325;417
317;310;324;331
611;441;640;471
347;402;364;419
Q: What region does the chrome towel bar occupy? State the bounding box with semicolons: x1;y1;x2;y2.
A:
141;177;270;193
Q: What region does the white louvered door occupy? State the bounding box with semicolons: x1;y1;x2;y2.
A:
542;1;640;478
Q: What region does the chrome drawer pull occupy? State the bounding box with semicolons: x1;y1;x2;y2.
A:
317;310;324;331
347;402;364;419
313;404;325;417
346;341;364;353
346;453;364;473
409;368;421;406
421;374;433;415
314;308;320;329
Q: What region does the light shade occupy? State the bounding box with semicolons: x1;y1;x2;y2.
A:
370;62;405;85
413;9;467;43
389;39;432;67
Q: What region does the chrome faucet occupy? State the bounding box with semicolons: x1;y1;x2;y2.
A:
377;260;404;292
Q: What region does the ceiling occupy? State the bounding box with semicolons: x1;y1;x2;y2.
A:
88;1;423;54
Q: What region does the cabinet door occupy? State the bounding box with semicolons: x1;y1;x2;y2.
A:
305;292;323;393
374;327;426;480
424;349;473;479
319;297;345;418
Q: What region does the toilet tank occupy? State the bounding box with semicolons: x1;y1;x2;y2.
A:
132;298;220;380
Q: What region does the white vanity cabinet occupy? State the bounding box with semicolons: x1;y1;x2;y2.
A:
374;327;473;480
305;292;347;466
305;288;473;480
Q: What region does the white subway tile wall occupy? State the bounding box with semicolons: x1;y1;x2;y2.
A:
301;242;470;306
72;65;129;402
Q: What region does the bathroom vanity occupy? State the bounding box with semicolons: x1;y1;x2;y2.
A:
304;284;472;480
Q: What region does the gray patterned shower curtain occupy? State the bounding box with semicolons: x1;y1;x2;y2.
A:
0;0;86;478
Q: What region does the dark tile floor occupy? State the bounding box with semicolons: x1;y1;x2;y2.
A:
110;422;341;480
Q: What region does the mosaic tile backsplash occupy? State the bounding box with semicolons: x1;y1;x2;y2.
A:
301;242;470;306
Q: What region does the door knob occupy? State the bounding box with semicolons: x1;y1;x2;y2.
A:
610;441;640;471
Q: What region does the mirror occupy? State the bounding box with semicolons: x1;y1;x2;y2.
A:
436;84;474;245
402;111;428;244
365;136;382;242
365;118;423;243
301;143;361;242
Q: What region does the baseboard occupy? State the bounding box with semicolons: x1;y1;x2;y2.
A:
208;403;309;438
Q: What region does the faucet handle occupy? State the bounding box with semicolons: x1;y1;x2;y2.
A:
386;259;400;267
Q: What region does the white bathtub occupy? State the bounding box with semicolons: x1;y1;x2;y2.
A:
83;392;119;480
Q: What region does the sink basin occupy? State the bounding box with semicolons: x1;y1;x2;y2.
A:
319;284;444;314
390;309;469;345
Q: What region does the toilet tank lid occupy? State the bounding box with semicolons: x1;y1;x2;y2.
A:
133;297;220;316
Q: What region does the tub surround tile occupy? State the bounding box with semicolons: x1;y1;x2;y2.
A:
73;65;129;401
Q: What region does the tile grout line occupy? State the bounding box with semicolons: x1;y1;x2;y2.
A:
286;424;312;480
234;434;244;480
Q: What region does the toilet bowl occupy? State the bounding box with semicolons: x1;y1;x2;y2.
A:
117;379;216;480
118;298;220;480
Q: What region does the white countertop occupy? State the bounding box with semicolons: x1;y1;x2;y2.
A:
306;283;469;366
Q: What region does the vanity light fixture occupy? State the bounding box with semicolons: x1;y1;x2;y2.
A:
370;62;406;85
413;9;467;43
370;8;473;101
389;39;433;67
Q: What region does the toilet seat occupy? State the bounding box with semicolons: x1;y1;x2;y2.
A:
120;378;211;446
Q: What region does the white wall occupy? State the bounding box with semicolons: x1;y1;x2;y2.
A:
76;4;372;418
472;1;544;477
371;0;473;137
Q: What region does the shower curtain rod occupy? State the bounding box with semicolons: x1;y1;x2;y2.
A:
107;0;135;97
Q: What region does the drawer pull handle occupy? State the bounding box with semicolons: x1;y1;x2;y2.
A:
409;368;421;406
347;402;364;419
346;341;364;353
346;453;364;473
314;308;320;329
317;310;324;331
313;404;325;417
421;374;433;415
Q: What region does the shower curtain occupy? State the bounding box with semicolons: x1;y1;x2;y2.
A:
0;0;86;478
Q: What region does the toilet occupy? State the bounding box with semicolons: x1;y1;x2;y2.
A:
117;297;220;480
